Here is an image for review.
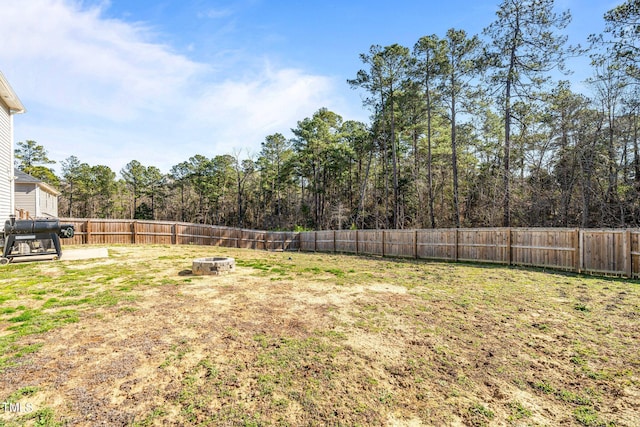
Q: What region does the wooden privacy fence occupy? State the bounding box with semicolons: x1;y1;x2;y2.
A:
299;228;640;278
60;219;640;278
59;219;300;251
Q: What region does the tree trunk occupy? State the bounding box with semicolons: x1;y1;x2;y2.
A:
68;182;74;217
356;148;374;229
390;88;400;229
503;78;512;227
451;68;460;228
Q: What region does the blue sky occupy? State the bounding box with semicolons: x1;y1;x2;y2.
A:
0;0;617;176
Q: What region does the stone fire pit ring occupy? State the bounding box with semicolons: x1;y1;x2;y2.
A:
192;257;236;275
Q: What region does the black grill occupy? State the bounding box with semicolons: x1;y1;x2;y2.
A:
1;217;75;264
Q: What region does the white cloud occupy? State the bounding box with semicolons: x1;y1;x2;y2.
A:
185;64;337;149
0;0;354;174
2;0;205;121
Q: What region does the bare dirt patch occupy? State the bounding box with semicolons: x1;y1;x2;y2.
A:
0;245;638;426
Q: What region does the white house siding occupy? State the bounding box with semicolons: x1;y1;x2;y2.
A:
40;189;58;218
15;183;59;219
15;183;36;217
0;102;11;225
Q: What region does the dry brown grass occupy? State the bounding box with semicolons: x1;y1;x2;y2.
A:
0;245;638;426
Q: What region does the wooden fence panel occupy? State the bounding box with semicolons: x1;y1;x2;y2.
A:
335;230;357;253
213;227;226;247
87;220;133;245
511;228;577;271
265;232;278;251
581;230;626;275
239;229;263;250
251;230;268;251
211;227;237;248
289;232;301;251
358;230;383;256
631;231;640;278
457;229;508;263
416;229;456;260
210;227;223;247
264;232;298;251
135;221;173;245
259;232;270;251
238;229;250;249
279;232;300;251
229;228;241;248
385;230;415;258
299;232;316;252
315;231;335;252
176;223;211;246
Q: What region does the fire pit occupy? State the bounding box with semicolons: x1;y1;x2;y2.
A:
192;257;236;275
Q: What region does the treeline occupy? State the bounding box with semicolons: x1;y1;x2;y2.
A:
15;0;640;230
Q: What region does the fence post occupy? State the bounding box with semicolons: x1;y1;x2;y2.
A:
381;230;386;257
85;220;91;245
579;229;584;274
414;229;418;259
506;227;512;266
131;221;138;244
573;228;580;273
624;229;632;278
454;228;459;262
355;229;359;255
333;230;337;253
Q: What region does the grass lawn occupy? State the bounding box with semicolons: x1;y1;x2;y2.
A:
0;245;638;426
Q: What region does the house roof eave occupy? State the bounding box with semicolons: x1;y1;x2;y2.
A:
15;170;60;196
38;182;61;196
0;71;26;114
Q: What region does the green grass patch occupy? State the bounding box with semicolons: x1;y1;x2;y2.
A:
574;302;591;312
508;401;532;420
17;407;65;427
324;267;345;277
159;340;192;369
574;406;616;427
467;402;495;425
235;259;271;271
8;309;38;323
532;380;555;394
0;294;15;304
0;254;157;372
558;389;592;406
5;385;40;401
0;306;18;315
132;407;168;427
